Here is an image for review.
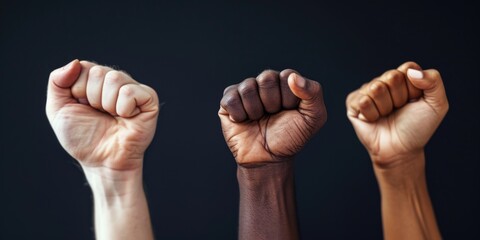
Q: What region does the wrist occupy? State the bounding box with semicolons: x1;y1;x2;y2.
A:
372;151;426;189
82;165;145;203
84;165;154;240
237;160;294;190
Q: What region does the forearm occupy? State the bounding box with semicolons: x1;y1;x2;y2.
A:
237;160;299;240
373;151;441;240
84;166;154;240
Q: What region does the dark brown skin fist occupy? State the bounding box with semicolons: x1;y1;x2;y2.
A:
219;69;327;166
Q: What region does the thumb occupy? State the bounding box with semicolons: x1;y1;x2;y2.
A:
287;73;327;125
46;59;82;120
406;68;449;115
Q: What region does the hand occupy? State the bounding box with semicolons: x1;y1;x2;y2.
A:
46;60;158;240
46;60;159;175
346;62;448;168
219;69;327;166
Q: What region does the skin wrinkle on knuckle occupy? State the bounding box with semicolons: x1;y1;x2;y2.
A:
257;76;278;90
238;81;258;98
120;85;135;97
89;65;105;78
370;82;387;97
257;70;278;84
381;70;406;106
359;96;371;109
221;94;242;110
384;70;404;86
372;83;392;110
104;71;123;85
369;84;381;97
354;92;366;107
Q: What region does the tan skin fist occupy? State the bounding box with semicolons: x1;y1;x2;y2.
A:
219;69;327;166
346;62;449;168
46;60;159;172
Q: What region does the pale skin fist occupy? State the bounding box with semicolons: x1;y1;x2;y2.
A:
346;62;449;167
219;69;327;166
46;60;159;171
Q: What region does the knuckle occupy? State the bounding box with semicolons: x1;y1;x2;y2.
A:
220;94;241;109
345;90;360;106
403;61;420;69
370;82;387;96
119;84;135;97
384;70;404;85
223;84;238;95
359;96;371;108
257;69;278;82
257;72;279;89
238;79;258;96
361;83;369;90
104;71;124;85
89;66;106;78
279;68;296;79
346;91;357;105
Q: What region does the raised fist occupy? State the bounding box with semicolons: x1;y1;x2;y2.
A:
219;69;327;166
346;61;448;167
46;60;159;172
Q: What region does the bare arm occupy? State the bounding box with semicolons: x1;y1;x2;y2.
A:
346;61;447;240
374;152;441;240
46;60;158;240
219;69;327;240
237;161;298;240
85;168;153;240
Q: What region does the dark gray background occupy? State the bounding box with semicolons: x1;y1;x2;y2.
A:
1;1;479;239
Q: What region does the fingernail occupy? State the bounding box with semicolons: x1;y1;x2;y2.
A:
293;73;306;88
407;68;423;79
